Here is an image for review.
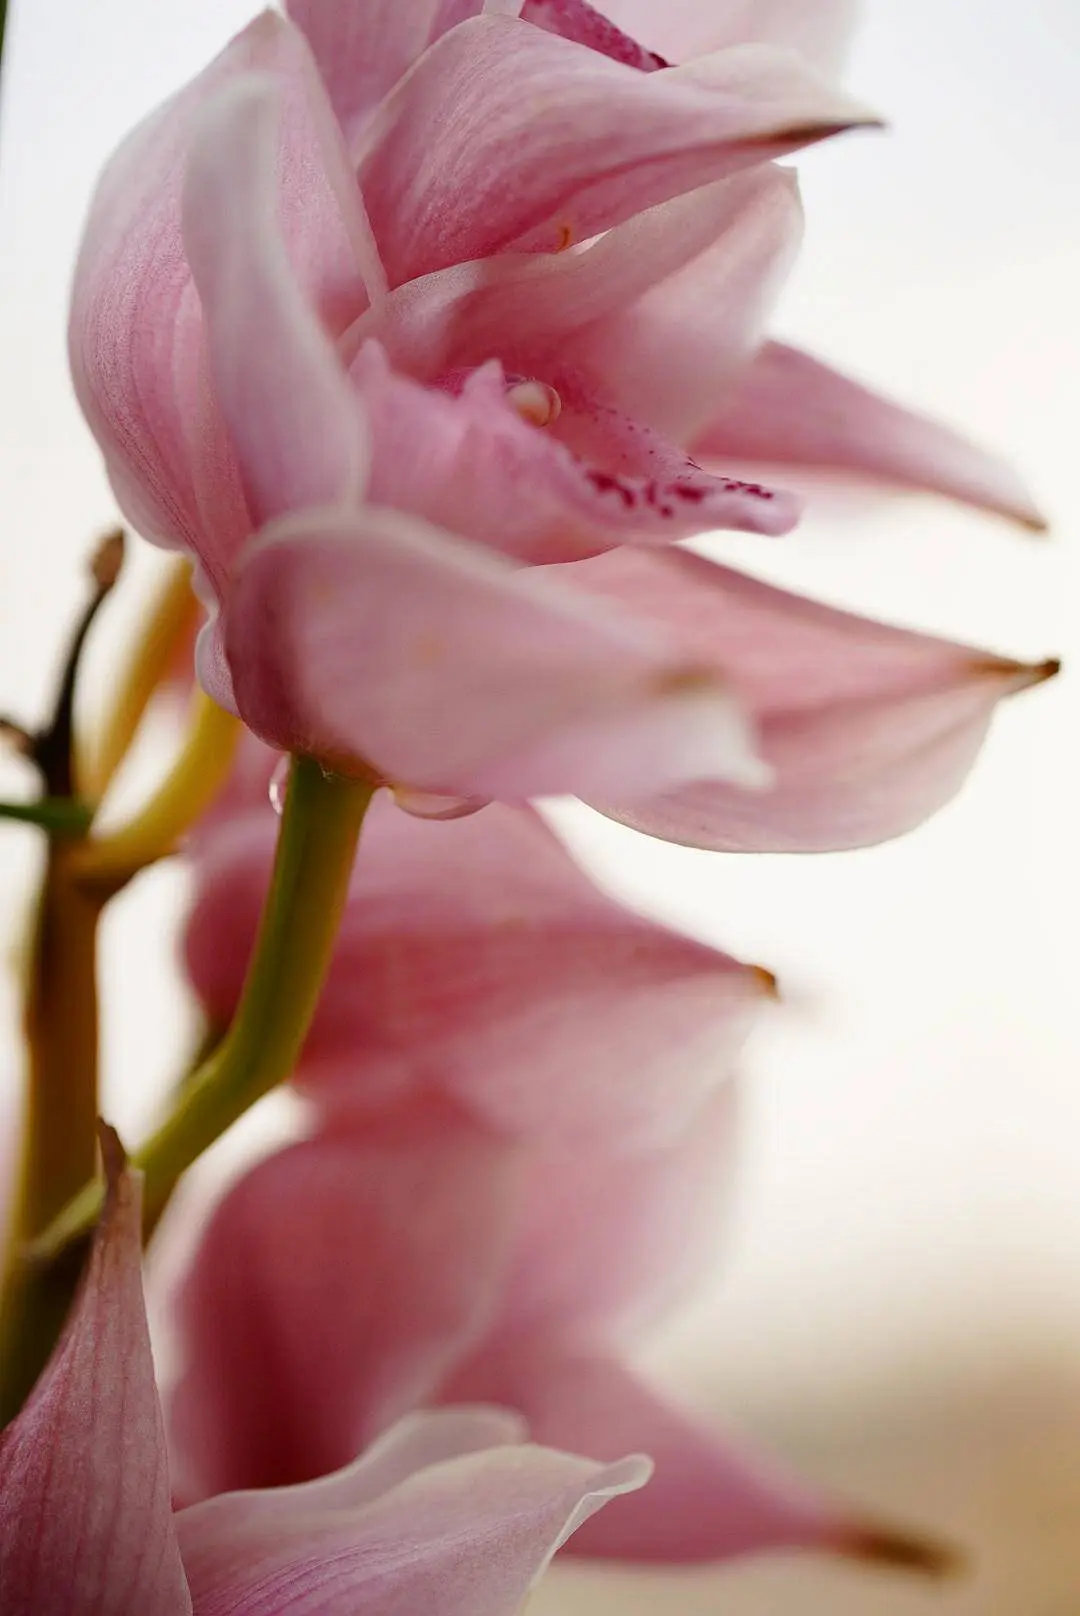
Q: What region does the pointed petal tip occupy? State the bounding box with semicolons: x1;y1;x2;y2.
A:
1017;506;1051;536
1007;655;1061;695
968;654;1060;696
96;1120;128;1181
840;1518;966;1579
748;964;781;1001
758;109;886;149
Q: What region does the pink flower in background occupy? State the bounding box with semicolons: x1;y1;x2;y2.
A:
169;1085;933;1569
0;1135;649;1614
69;0;1046;821
170;764;940;1569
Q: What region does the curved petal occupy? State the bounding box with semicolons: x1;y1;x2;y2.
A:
177;1433;649;1616
353;344;797;561
179;1406;531;1523
168;1104;520;1501
183;75;367;531
0;1135;191;1615
693;340;1048;529
69;11;371;590
357;16;877;285
353;169;796;385
564;164;802;444
569;549;1060;853
285;0;444;149
222;503;765;799
598;0;860;72
184;797;774;1145
441;1346;891;1565
566;547;1059;851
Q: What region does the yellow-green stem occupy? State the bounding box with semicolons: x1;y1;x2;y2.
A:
29;756;374;1256
74;691;241;891
76;557;197;803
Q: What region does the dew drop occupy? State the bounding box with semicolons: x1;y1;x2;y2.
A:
269;756;291;817
392;786;488;822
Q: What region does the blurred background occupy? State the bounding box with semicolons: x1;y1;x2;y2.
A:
1;1;1078;1610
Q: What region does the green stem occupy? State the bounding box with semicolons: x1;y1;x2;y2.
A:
0;799;94;834
29;756;374;1257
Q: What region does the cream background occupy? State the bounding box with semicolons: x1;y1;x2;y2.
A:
1;1;1078;1610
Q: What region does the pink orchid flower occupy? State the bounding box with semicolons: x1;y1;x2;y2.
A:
0;1133;649;1614
69;1;1043;818
168;1089;937;1571
185;779;777;1147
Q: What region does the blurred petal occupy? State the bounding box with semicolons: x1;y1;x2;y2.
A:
185;799;773;1145
568;546;1058;851
285;0;443;148
223;503;764;799
0;1135;190;1615
183;75;367;531
358;16;877;284
177;1429;649;1615
693;340;1048;529
598;0;860;72
70;12;371;590
169;1104;519;1500
442;1345;857;1563
354;344;796;561
496;1083;740;1338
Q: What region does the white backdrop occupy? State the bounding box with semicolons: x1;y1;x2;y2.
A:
1;2;1078;1610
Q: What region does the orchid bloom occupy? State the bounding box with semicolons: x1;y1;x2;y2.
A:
0;1133;649;1614
169;761;943;1569
69;0;1045;821
168;1087;939;1571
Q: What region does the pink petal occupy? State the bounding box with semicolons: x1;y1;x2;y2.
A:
168;1103;520;1501
441;1344;856;1563
285;0;444;149
184;798;774;1145
598;0;860;71
177;1425;648;1615
353;170;794;385
0;1134;191;1615
202;1406;533;1514
69;12;372;593
693;340;1048;529
353;344;796;560
520;0;669;68
566;546;1058;851
222;503;764;799
563;165;802;445
495;1084;740;1340
357;16;878;284
182;76;367;532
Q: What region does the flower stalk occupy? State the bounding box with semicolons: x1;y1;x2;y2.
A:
29;755;374;1257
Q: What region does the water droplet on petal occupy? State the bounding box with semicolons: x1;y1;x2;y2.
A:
392;786;488;822
269;756;291;817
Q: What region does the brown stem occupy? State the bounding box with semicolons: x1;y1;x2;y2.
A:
0;841;103;1424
